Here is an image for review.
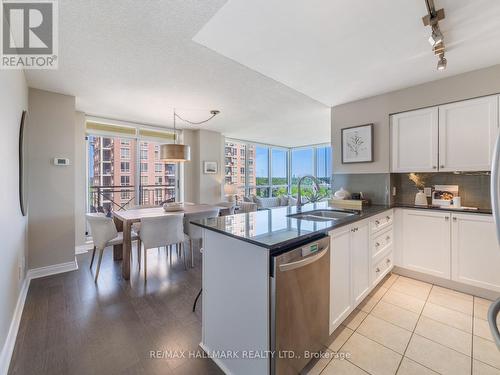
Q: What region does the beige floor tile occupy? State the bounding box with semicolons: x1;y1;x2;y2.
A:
474;297;500;324
415;316;472;355
405;334;471;375
390;277;432;300
328;325;354;352
322;359;369;375
475;317;495;342
397;357;438;375
304;350;333;375
379;273;399;289
342;332;402;375
427;286;473;315
359;291;384;313
381;289;426;314
422;302;473;333
473;359;500;375
357;315;412;354
343;309;367;331
371;301;420;331
371;285;389;299
473;335;500;370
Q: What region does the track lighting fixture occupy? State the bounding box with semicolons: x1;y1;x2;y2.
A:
422;0;447;71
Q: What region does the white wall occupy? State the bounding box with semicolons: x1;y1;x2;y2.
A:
332;64;500;174
183;129;224;204
0;69;28;369
27;89;76;269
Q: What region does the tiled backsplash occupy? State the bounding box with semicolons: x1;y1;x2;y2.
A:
332;173;390;205
391;172;491;209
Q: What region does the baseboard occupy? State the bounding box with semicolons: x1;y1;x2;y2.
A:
393;266;500;301
199;342;234;375
0;258;79;374
27;258;79;280
75;242;93;255
0;275;29;375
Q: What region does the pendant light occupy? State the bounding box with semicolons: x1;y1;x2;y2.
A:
160;109;220;163
160;110;190;162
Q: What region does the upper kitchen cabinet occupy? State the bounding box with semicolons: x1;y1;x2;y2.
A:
438;95;498;172
390;107;438;172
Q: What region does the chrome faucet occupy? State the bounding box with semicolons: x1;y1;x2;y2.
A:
296;175;321;211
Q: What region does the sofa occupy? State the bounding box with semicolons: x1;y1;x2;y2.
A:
244;195;298;209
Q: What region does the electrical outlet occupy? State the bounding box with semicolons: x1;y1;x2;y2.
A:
424;187;432;197
392;186;397;196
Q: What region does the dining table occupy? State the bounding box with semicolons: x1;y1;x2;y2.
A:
112;203;223;280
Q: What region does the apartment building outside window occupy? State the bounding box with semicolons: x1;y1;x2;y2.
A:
121;148;130;160
121;162;130;173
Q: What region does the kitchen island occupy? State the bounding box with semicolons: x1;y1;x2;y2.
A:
191;202;391;375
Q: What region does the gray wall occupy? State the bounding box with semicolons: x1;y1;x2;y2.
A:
27;89;76;269
74;112;87;248
332;64;500;174
0;69;28;365
183;129;224;204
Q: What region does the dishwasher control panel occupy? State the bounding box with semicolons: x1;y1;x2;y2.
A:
301;242;319;257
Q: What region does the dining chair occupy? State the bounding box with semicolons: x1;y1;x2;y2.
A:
184;208;220;268
216;201;236;216
139;214;185;281
86;213;139;282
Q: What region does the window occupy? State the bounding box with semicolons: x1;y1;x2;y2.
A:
316;146;332;196
121;162;130;173
271;148;287;197
223;139;332;202
121;176;130;186
120;140;130;146
140;176;148;185
155;176;162;185
155;163;162;173
141;163;148;172
140;149;148;160
121;148;130;160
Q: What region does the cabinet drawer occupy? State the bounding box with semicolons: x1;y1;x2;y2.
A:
372;227;393;259
372;251;393;286
370;211;393;234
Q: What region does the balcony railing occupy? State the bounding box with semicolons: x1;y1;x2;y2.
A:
89;184;176;214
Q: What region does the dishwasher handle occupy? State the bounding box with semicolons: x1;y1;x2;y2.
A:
279;246;329;272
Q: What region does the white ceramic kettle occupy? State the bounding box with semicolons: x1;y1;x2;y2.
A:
334;187;351;200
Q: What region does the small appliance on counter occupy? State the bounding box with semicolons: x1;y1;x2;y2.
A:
414;190;428;206
432;185;459;207
333;187;351;200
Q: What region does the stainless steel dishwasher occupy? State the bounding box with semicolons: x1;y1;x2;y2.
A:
270;236;330;375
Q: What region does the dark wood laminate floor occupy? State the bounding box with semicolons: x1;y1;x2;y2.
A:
8;245;224;375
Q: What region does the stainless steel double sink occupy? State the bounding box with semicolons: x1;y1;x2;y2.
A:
288;209;358;222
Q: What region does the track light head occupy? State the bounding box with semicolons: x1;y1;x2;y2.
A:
210;110;220;116
437;56;447;71
428;28;443;47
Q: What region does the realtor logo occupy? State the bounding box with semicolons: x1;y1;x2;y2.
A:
1;0;58;69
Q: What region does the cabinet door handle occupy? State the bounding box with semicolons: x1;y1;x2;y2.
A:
445;216;449;221
432;166;437;169
386;259;391;264
386;236;391;241
375;267;381;273
375;242;380;247
453;217;457;221
375;220;380;225
440;165;445;168
386;216;390;220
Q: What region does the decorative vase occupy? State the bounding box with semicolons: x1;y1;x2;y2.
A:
414;190;428;206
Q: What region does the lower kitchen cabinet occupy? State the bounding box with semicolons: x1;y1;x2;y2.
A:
328;219;371;334
329;226;352;334
401;209;451;279
451;213;500;292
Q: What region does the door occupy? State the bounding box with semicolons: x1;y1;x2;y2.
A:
329;227;352;334
351;221;370;305
402;210;451;278
391;107;438;172
438;95;498;171
451;213;500;292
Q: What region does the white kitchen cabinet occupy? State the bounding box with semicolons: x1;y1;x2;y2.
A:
401;209;451;279
351;221;370;305
451;213;500;292
329;226;352;334
438;96;498;172
390;107;438;172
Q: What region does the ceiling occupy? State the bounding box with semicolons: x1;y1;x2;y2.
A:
194;0;500;107
25;0;330;147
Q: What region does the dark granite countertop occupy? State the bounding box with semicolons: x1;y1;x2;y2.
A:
190;202;392;253
393;203;492;215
